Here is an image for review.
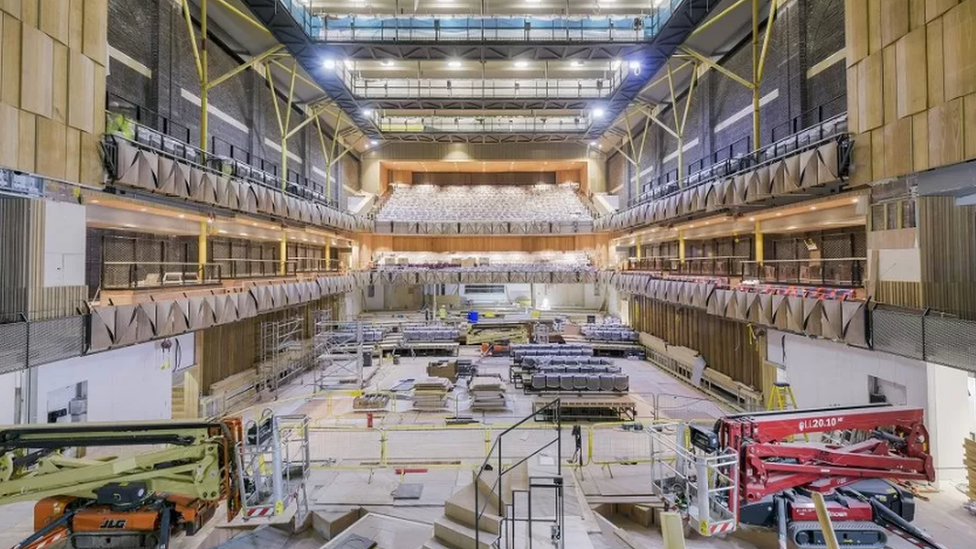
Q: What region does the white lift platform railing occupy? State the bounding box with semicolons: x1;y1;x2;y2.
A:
237;410;311;525
647;422;739;536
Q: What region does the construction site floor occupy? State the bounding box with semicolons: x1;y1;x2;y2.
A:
1;341;971;549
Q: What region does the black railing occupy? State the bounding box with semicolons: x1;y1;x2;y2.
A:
770;94;847;143
107;93;192;145
101;262;222;290
211;258;341;279
626;256;748;277
740;258;866;288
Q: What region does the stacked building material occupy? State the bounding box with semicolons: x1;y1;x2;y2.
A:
470;377;507;411
353;393;390;411
427;360;458;383
529;372;629;393
403;325;461;342
581;325;638;341
412;377;453;410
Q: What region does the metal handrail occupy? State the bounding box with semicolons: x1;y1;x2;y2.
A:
474;398;561;549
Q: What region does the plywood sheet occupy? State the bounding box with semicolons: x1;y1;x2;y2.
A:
39;0;68;44
869;0;883;53
927;0;959;21
81;0;106;65
943;0;976;101
858;52;885;131
896;27;928;117
35;116;65;179
849;131;873;186
884;116;914;176
0;101;18;168
872;127;887;179
928;97;964;167
64;125;79;182
20;23;53;118
882;0;910;47
926;17;945;107
67;0;81;50
79;130;102;186
51;41;67;122
19;0;35;27
67;49;93;132
2;15;21;107
847;0;870;65
0;0;20;19
17;110;33;172
882;44;899;124
911;0;927;28
965;93;976;159
912;111;930;169
847;66;860;133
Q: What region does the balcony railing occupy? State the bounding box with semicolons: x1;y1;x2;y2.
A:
101;262;222;290
212;258;341;279
740;258;866;288
626;256;749;277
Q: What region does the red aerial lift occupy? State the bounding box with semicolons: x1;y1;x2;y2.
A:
656;404;948;549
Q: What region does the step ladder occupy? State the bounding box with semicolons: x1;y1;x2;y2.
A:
767;382;807;441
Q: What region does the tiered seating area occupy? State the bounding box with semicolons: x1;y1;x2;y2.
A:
376;184;592;222
375;262;596;273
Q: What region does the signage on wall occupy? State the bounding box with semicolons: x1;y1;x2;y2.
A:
0;169;44;199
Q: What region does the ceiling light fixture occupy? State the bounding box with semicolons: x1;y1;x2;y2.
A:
514;60;528;68
370;139;379;146
382;59;395;67
592;108;605;118
611;59;622;70
322;59;337;70
448;60;462;68
362;108;373;116
571;60;584;67
851;197;859;203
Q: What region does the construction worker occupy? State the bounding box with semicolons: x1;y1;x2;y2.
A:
571;425;583;466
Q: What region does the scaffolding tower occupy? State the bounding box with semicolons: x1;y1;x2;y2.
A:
313;312;369;389
258;315;311;396
237;410;311;525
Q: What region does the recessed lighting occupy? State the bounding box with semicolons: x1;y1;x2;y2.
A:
851;197;859;203
628;60;641;70
218;229;228;234
810;206;817;210
323;59;336;70
589;141;597;146
448;60;462;68
689;225;695;228
748;217;755;221
514;60;528;68
178;214;185;219
140;208;147;212
571;60;584;67
362;108;373;116
240;232;249;237
592;108;605;118
206;218;214;224
252;222;258;226
370;139;379;145
381;60;395;67
775;213;782;217
90;200;99;204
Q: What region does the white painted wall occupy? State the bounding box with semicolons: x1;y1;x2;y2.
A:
0;371;20;424
767;331;974;482
30;334;194;423
44;201;86;287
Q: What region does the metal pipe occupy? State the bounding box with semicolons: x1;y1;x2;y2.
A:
776;496;787;549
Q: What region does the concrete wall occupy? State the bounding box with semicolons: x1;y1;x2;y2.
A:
767;331;973;482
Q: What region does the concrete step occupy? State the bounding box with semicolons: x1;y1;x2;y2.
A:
422;537;456;549
444;485;502;535
474;469;502;509
474;460;529;508
433;516;496;549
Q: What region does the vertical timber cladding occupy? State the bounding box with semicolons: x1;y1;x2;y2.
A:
632;295;762;390
917;196;976;319
198;294;341;393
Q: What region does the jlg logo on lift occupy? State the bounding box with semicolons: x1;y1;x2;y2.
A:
99;519;127;529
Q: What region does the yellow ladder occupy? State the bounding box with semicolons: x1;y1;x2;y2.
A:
767;381;807;441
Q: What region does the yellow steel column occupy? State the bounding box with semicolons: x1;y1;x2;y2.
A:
635;236;643;261
754;219;764;264
279;233;287;276
812;493;841;549
678;230;686;264
198;220;208;280
200;0;209;152
752;0;760;150
325;241;332;271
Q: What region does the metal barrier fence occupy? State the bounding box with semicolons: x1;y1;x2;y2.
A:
652;393;731;422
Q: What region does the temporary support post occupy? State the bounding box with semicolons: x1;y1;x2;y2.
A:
678;230;686;264
811;492;841;549
279;234;287;276
198;220;208;280
754;219;764;264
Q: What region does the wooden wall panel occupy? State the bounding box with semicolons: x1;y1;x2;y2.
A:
927;98;963;167
858;51;885;131
910;0;927;28
912;111;929;169
917;197;976;318
847;66;861;133
943;0;976;101
38;0;68;45
869;0;884;53
633;296;761;390
20;24;53;118
926;17;945;107
965;93;976;158
882;0;910;48
848;0;870;65
882;44;899;124
884;117;914;176
896;27;928;117
927;0;959;21
80;0;106;64
0;102;18;168
364;234;610;255
876;280;924;309
2;15;22;107
871;127;887;179
35;116;65;179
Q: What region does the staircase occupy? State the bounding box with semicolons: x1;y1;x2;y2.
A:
422;461;528;549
